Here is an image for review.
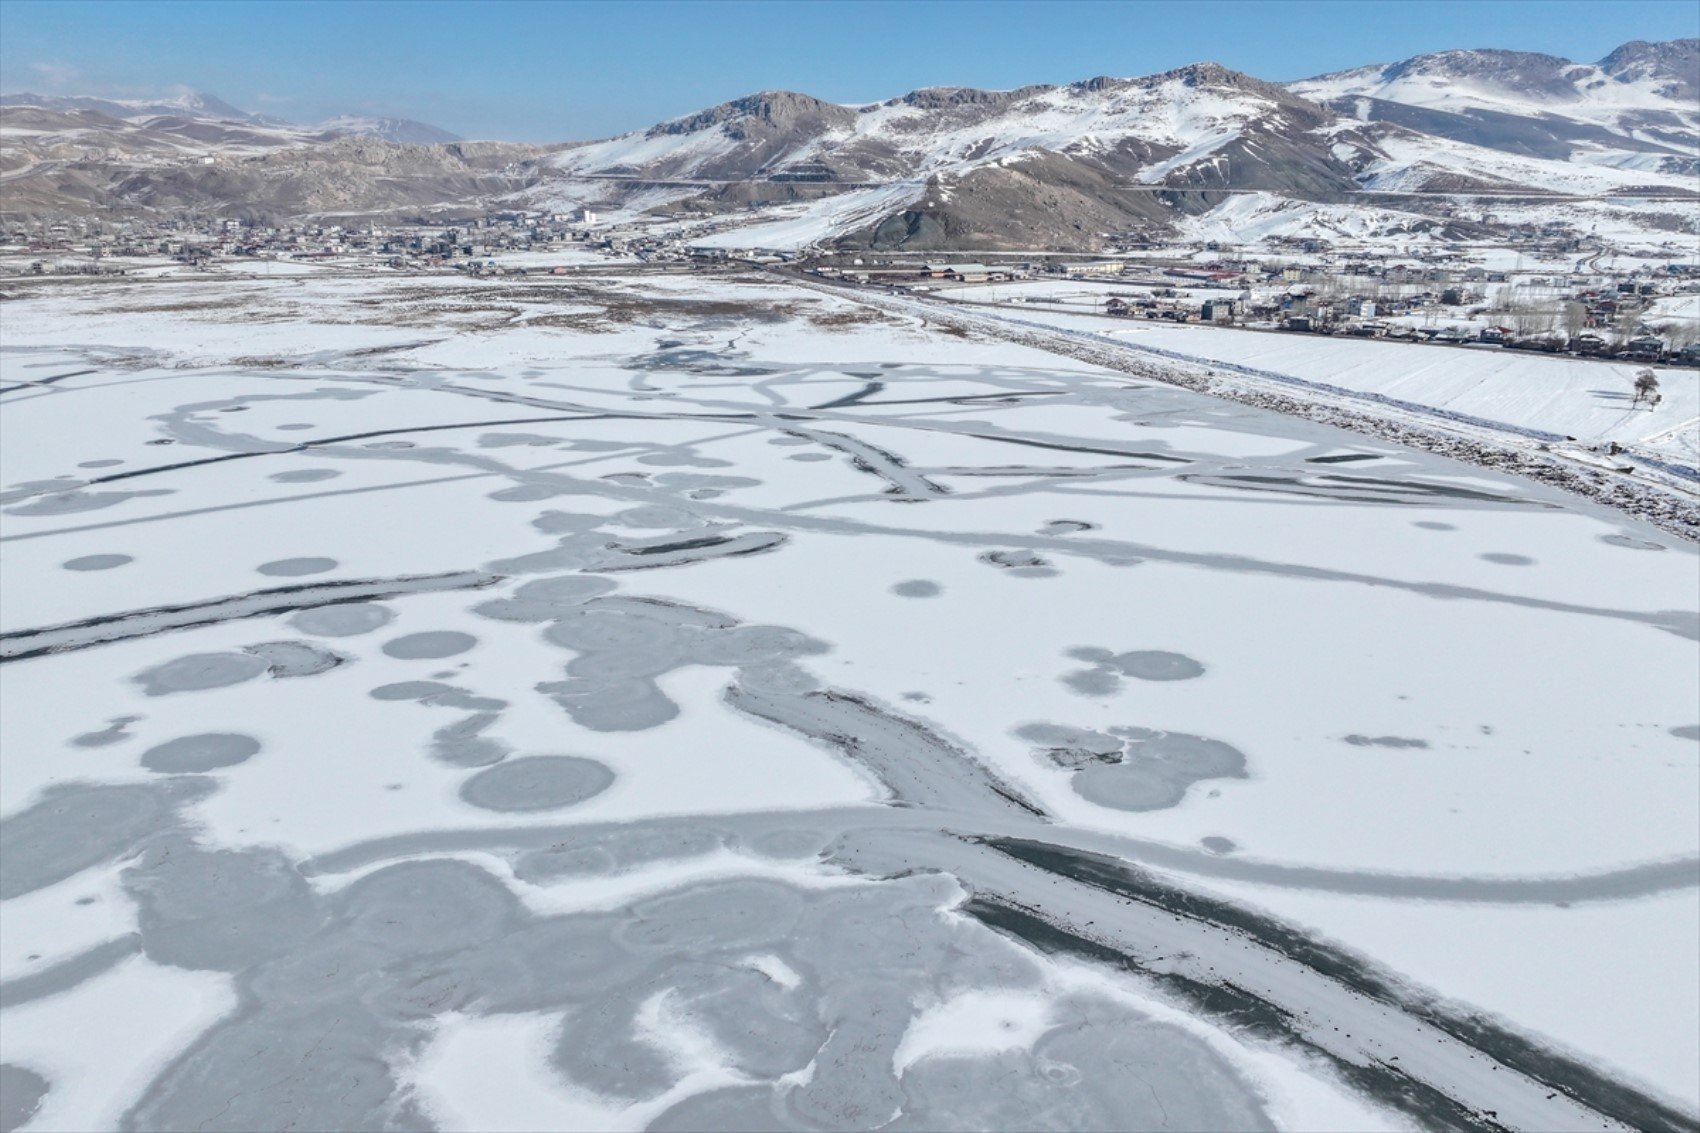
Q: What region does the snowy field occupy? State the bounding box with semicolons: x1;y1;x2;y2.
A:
946;283;1700;466
0;269;1697;1132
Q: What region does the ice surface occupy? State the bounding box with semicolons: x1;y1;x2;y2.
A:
0;270;1696;1131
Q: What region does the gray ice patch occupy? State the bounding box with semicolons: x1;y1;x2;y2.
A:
133;651;269;696
532;512;610;535
1071;732;1247;811
614;505;703;529
122;1000;431;1133
71;715;141;748
1065;647;1114;663
477;432;563;448
637;451;732;468
1342;735;1431;749
78;459;124;469
891;580;941;598
368;681;506;711
269;469;342;483
0;778;213;899
257;557;339;577
473;575;618;623
1414;521;1456;531
889;1001;1273;1133
1201;836;1239;854
458;756;614;812
4;488;172;516
489;484;565;503
62;554;133;571
141;733;262;773
244;640;345;677
287;602;395;637
0;1064;49;1133
382;631;477;660
124;840;321;972
1039;519;1097;535
1480;553;1535;566
1061;668;1122;697
1061;648;1203;695
336;859;521;958
430;713;510;767
1599;533;1665;551
1108;650;1205;681
1016;723;1124;769
981;550;1049;571
1667;725;1699;741
537;676;679;732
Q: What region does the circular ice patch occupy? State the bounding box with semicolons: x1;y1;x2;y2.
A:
257;557;338;577
382;631;478;660
891;580;941;598
1071;764;1185;811
134;652;268;696
1108;651;1205;681
62;554;133;571
458;755;614;812
141;732;261;773
287;602;394;637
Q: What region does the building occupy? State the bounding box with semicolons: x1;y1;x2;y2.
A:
1060;261;1124;278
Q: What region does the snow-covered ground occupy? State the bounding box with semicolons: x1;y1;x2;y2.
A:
945;282;1700;466
1;269;1696;1132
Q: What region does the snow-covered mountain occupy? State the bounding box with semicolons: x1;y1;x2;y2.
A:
1291;42;1698;175
0;89;271;124
313;114;462;145
0;90;516;223
534;42;1695;250
0;89;461;145
2;42;1694;249
552;64;1356;194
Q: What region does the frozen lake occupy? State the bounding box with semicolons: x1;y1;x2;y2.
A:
1;270;1696;1132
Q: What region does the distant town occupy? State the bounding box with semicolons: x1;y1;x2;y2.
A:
7;206;1697;367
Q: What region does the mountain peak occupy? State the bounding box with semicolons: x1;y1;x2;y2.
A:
650;89;854;138
1598;37;1699;100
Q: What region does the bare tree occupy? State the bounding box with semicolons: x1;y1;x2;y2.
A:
1561;301;1589;339
1662;320;1699;351
1631;368;1661;410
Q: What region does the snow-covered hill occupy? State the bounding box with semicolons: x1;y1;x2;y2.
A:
536;41;1696;251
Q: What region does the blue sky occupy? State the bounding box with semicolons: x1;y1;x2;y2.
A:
2;0;1694;141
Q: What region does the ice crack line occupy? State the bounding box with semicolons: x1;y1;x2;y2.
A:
0;571;502;662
